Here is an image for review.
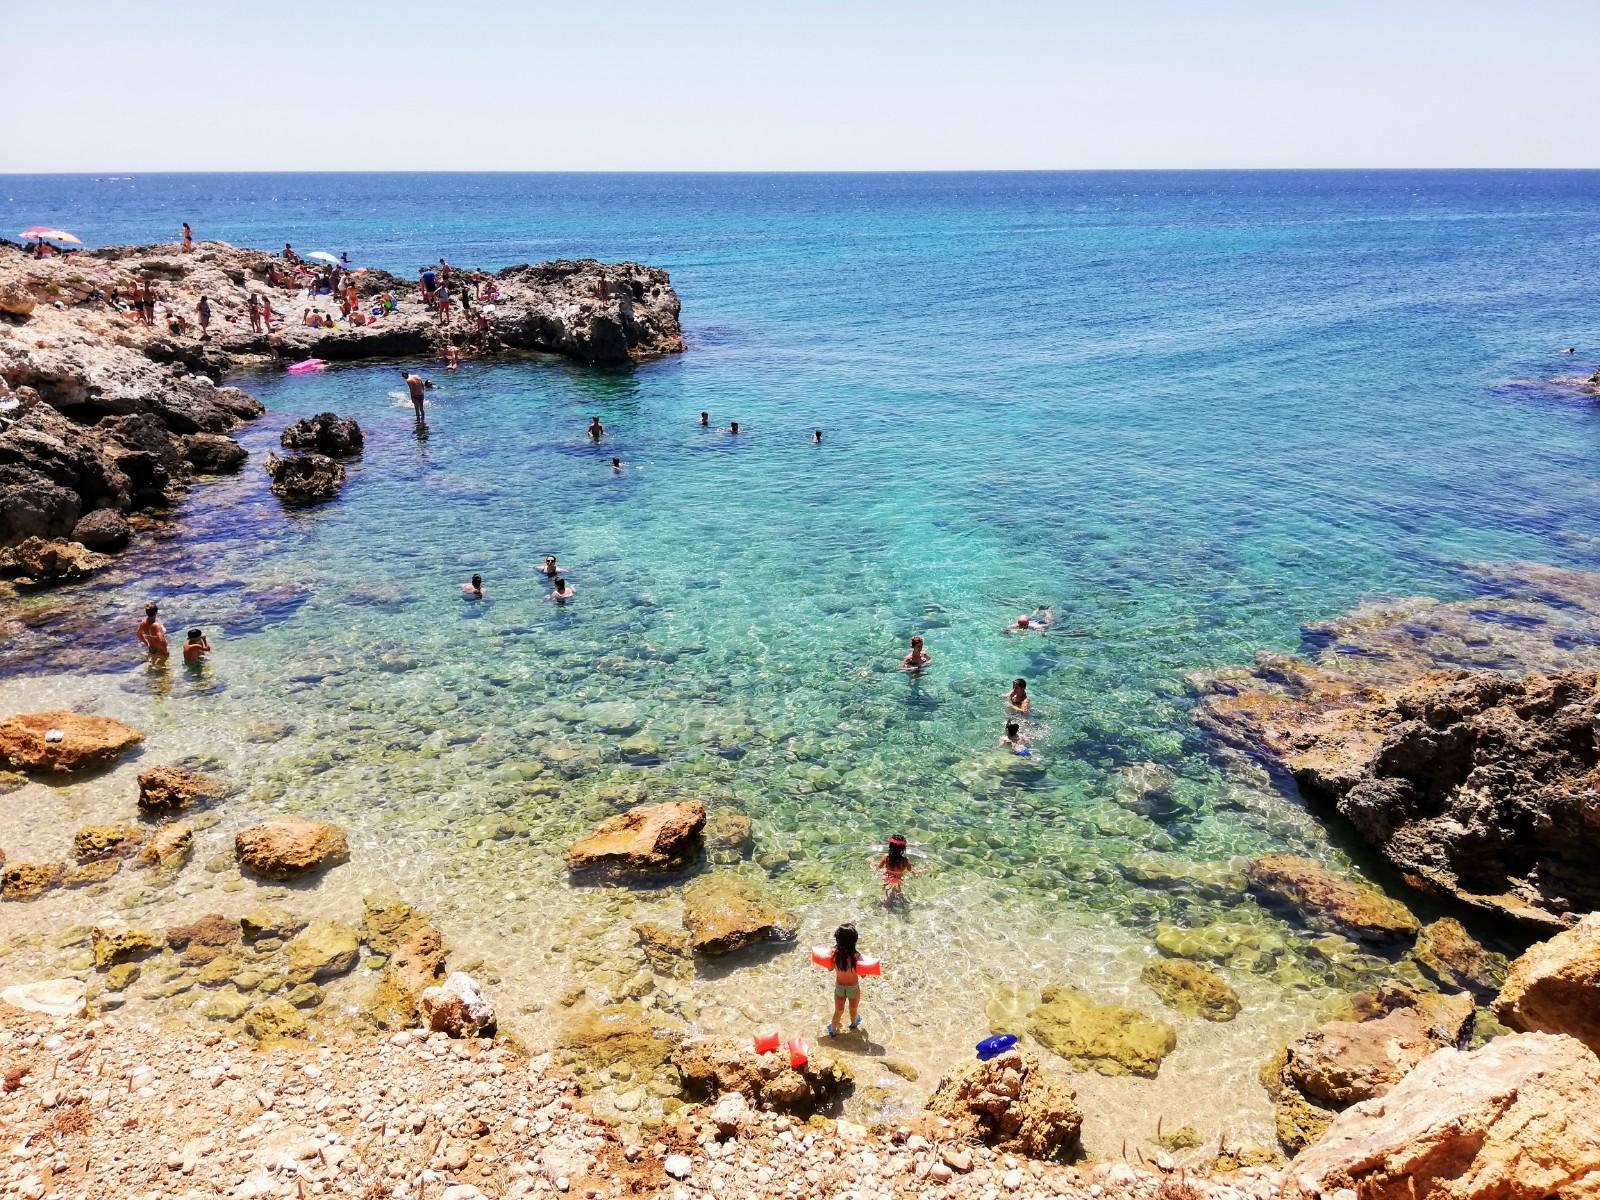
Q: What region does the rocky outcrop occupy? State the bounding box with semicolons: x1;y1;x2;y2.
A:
924;1048;1083;1159
281;412;363;456
681;873;797;955
1495;914;1600;1055
673;1036;853;1117
179;433;247;474
136;765;223;813
0;536;109;586
70;508;130;550
565;800;705;876
1026;985;1177;1078
367;925;446;1029
1141;958;1240;1021
284;919;361;982
264;451;344;505
418;972;495;1038
72;822;145;862
1;861;64;900
1412;917;1507;996
1244;854;1417;946
0;710;143;773
1268;982;1474;1152
234;816;349;879
1289;1033;1600;1200
1192;566;1600;930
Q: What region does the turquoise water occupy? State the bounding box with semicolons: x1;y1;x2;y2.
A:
4;172;1600;1144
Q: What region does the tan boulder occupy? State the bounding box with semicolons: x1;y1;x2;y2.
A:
134;821;193;871
137;766;223;813
72;822;146;862
1245;853;1418;946
0;537;109;586
925;1048;1082;1159
165;914;242;965
1289;1033;1600;1200
0;710;143;774
235;816;349;879
681;873;797;955
1027;985;1177;1077
284;919;361;982
1495;913;1600;1055
673;1036;853;1118
1414;917;1507;996
0;281;35;317
1141;958;1241;1021
1;860;64;900
367;925;446;1029
565;800;704;876
418;972;495;1038
90;922;159;968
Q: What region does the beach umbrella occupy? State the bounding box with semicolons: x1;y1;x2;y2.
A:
20;226;82;244
306;251;340;265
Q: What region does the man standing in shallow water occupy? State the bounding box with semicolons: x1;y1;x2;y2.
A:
401;371;434;422
136;603;169;660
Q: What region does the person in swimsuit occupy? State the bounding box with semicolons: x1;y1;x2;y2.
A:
1006;678;1030;713
460;574;484;599
875;834;919;905
813;429;823;443
826;923;867;1036
137;603;169;660
587;417;604;441
1000;720;1029;753
182;627;210;664
698;412;709;426
181;222;193;252
545;577;574;604
723;421;740;434
611;457;624;472
901;635;931;673
543;554;560;580
196;296;211;335
401;371;434;422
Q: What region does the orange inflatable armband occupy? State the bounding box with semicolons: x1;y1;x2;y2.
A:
811;946;835;969
857;956;882;976
753;1028;780;1054
787;1036;809;1069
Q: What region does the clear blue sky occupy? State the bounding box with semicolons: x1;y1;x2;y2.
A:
6;0;1597;171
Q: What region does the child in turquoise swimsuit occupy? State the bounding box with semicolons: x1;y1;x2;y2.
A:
827;923;866;1036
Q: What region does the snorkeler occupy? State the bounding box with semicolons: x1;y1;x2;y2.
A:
900;635;931;673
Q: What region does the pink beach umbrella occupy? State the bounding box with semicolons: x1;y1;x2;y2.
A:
20;226;83;244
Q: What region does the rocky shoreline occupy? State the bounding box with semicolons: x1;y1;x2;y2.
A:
0;238;682;576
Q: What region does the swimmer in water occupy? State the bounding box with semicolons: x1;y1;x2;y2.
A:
875;834;920;905
698;411;709;426
587;417;604;441
611;457;623;472
460;573;484;598
722;420;740;434
136;602;169;660
182;627;210;665
1005;678;1030;713
545;576;574;604
813;429;823;443
900;635;931;673
999;720;1029;753
543;555;560;580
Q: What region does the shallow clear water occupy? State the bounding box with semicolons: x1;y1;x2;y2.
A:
3;171;1600;1151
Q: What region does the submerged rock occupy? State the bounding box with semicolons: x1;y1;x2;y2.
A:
1244;853;1417;946
1412;917;1507;996
367;925;446;1029
360;896;431;955
0;710;143;774
1495;913;1600;1055
560;1002;680;1081
565;800;705;877
280;412;364;456
243;998;308;1041
633;921;691;973
72;822;145;862
924;1047;1083;1159
1026;985;1177;1077
137;765;223;813
263;451;345;505
235;816;349;879
705;808;754;859
1153;921;1286;972
165;914;243;964
1141;958;1241;1021
681;873;797;955
1290;1033;1600;1200
673;1036;853;1117
285;919;360;982
418;972;495;1038
90;922;159;968
1;860;64;900
134;822;193;872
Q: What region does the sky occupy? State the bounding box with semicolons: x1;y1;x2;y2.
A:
4;0;1597;172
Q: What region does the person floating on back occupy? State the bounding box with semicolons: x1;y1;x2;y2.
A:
826;923;867;1036
182;627;210;664
460;574;484;599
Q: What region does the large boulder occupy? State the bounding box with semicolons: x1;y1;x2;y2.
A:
1026;985;1177;1078
137;765;223;813
284;918;361;982
70;508;131;551
1495;914;1600;1055
263;451;344;505
1245;854;1417;946
681;873;797;955
1289;1033;1600;1200
1269;982;1475;1153
280;412;363;456
0;710;143;774
180;432;247;474
0;281;36;317
673;1036;853;1117
565;800;705;876
235;816;349;879
367;925;446;1029
0;536;110;586
418;972;495;1038
1412;917;1507;997
925;1047;1083;1159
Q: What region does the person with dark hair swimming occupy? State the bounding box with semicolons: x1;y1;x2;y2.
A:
900;635;930;673
460;574;484;598
545;577;574;604
1005;678;1030;713
1000;720;1029;754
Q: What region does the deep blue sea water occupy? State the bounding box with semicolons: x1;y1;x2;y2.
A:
3;172;1600;1136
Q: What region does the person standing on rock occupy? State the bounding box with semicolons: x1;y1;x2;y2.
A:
246;294;260;333
137;603;169;660
401;371;434;423
196;296;211;337
181;223;193;252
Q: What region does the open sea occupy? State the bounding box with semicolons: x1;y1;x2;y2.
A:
3;171;1600;1150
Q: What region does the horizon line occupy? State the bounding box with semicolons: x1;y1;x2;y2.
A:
5;166;1600;178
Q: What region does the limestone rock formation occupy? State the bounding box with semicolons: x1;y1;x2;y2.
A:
1026;985;1177;1077
179;432;247;474
565;800;705;876
264;451;345;505
134;822;193;871
1244;854;1418;946
70;508;131;550
0;710;143;773
418;972;495;1038
681;873;797;955
72;822;145;862
234;816;349;879
0;860;63;900
137;765;223;813
1289;1033;1600;1200
1269;982;1474;1152
285;919;361;982
165;914;243;965
280;412;363;456
368;925;446;1029
673;1036;853;1117
1495;913;1600;1055
0;978;86;1017
1141;958;1241;1021
924;1048;1083;1159
0;536;109;585
90;922;159;968
1412;917;1507;996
